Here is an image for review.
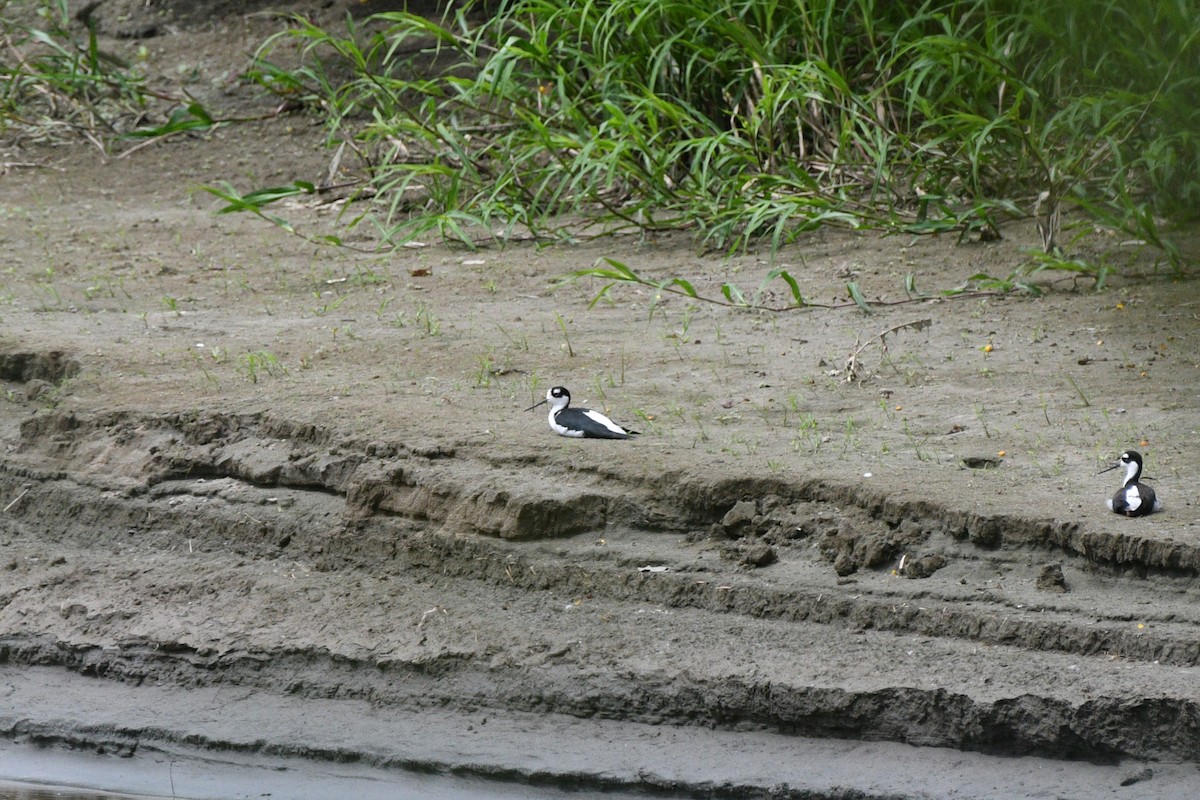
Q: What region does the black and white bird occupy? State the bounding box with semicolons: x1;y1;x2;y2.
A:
1100;450;1162;517
525;386;639;439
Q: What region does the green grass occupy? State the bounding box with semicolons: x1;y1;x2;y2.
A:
1;1;259;150
240;350;286;384
6;0;1194;280
1;0;149;145
238;0;1195;273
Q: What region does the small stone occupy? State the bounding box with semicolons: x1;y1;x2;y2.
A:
833;552;857;576
1119;767;1152;787
967;519;1003;548
720;500;757;534
21;379;52;402
903;554;947;579
1036;564;1069;593
59;602;88;619
740;543;776;568
962;455;1002;469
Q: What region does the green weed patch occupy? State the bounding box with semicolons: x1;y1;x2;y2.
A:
243;0;1196;274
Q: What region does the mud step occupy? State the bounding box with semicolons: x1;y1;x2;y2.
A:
4;410;1200;767
1;548;1199;764
4;665;1197;800
1;606;1198;764
6;459;1199;668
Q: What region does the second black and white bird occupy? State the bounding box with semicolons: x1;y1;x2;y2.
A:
1101;450;1162;517
526;386;639;439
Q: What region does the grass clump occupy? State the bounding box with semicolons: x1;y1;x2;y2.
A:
239;2;1197;268
1;0;151;145
1;0;251;151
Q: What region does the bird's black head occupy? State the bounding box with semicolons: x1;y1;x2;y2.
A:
1121;450;1143;467
1099;449;1145;477
525;385;571;412
1110;450;1151;486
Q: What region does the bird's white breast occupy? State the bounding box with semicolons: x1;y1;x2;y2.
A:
549;412;584;437
1125;485;1143;512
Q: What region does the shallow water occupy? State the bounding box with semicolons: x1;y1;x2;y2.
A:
0;783;598;800
0;743;632;800
0;786;136;800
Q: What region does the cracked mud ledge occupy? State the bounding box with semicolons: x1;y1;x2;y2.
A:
3;407;1200;796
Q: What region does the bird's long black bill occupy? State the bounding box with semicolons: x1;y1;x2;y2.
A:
1097;464;1120;475
524;399;547;412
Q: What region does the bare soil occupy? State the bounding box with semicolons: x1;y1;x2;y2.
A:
2;2;1200;797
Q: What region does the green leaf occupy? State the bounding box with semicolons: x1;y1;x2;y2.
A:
125;102;218;139
721;283;747;306
768;268;804;307
670;277;698;297
208;181;315;214
846;282;871;313
599;257;640;282
267;215;295;233
185;101;214;125
962;272;1010;292
587;283;616;309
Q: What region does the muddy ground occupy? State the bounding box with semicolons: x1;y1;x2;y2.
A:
2;2;1200;798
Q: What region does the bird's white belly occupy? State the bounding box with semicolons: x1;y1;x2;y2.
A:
549;415;585;437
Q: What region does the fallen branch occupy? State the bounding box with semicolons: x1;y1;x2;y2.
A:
844;318;932;385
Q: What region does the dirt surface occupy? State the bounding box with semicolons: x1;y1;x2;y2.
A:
2;2;1200;797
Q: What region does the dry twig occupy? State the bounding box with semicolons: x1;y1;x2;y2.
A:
844;318;932;384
